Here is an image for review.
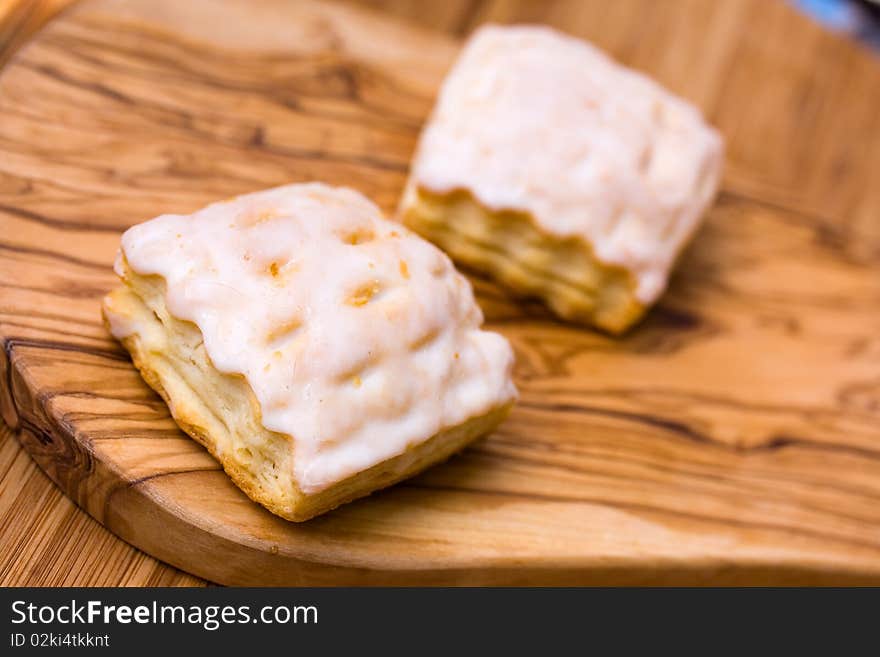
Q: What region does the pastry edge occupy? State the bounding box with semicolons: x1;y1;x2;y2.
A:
399;185;646;333
102;276;513;522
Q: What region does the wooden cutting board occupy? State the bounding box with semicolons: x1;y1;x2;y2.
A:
2;0;880;585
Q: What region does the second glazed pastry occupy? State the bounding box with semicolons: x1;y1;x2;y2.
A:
400;25;724;333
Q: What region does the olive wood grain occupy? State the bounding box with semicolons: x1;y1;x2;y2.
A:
1;0;879;584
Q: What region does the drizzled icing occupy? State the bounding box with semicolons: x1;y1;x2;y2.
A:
410;25;724;303
116;183;517;493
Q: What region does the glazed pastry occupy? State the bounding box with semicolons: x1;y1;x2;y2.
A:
102;183;517;521
399;25;724;333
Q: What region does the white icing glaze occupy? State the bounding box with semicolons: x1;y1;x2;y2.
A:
410;25;724;303
117;183;517;493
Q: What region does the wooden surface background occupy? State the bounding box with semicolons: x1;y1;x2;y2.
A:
6;0;204;587
1;0;879;586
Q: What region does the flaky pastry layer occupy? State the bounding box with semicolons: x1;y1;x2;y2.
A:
400;187;645;333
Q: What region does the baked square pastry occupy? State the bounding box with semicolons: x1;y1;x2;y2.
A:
102;183;516;521
399;25;724;333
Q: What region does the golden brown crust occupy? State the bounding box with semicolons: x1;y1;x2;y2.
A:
102;278;511;522
399;186;645;333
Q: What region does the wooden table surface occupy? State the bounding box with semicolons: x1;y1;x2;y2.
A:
3;0;196;587
0;0;534;588
2;0;879;587
0;0;481;588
